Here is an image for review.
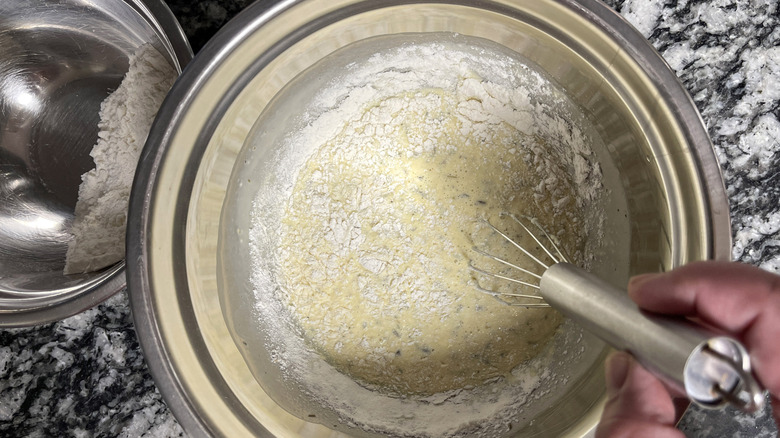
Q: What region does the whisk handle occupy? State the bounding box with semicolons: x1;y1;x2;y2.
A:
540;263;765;413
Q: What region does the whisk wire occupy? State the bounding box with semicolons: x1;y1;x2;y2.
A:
470;247;542;281
506;213;567;264
468;262;540;290
469;213;571;308
473;285;550;308
484;217;550;270
530;218;569;264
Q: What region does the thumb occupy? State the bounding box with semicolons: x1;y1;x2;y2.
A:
596;351;684;438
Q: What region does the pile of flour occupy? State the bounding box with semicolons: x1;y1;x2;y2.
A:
64;44;176;275
247;34;605;437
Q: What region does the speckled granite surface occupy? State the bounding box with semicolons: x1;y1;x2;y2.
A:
1;0;778;436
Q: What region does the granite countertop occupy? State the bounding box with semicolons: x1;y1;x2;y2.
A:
1;0;778;436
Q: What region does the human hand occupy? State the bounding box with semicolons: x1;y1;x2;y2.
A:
596;261;780;437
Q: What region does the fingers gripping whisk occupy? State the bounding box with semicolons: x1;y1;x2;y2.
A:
469;215;767;414
469;213;568;308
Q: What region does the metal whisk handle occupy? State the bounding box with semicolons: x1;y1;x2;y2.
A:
540;263;765;413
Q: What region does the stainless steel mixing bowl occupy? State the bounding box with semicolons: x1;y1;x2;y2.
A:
127;0;731;436
0;0;191;326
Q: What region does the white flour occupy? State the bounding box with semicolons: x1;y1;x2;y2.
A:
247;34;605;437
64;44;176;275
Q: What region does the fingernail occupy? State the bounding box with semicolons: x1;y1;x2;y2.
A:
628;273;659;290
605;351;631;395
627;272;663;299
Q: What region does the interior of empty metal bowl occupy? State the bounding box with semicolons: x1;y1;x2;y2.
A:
0;0;190;326
128;0;730;436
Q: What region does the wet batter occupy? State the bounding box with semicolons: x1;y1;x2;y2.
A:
277;87;583;395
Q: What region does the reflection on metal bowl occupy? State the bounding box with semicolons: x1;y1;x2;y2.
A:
0;0;191;326
127;0;730;436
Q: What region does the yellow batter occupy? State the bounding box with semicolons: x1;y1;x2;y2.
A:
278;89;582;395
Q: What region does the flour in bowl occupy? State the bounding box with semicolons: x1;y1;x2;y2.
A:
64;44;176;275
248;33;605;436
280;87;576;395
